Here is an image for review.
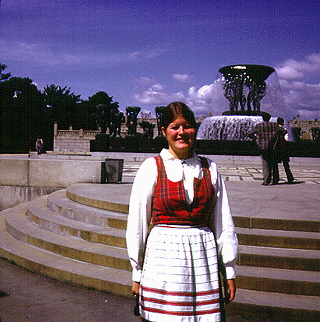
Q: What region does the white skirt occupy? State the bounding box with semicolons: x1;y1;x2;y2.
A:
140;225;221;322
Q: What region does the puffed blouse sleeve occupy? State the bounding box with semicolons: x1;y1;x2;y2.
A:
126;157;157;282
207;159;238;280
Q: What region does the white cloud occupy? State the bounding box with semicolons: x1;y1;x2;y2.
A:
276;53;320;80
133;83;185;105
131;54;320;119
172;74;193;83
275;54;320;119
134;77;156;85
276;66;305;80
0;39;168;67
185;80;229;115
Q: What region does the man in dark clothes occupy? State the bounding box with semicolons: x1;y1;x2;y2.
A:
272;117;295;184
248;112;278;185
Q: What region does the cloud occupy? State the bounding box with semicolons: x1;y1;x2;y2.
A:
0;39;168;67
275;54;320;79
133;83;185;105
134;77;156;85
172;74;193;84
185;81;229;115
276;66;305;80
132;53;320;120
275;53;320;118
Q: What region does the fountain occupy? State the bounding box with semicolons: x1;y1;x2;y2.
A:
197;64;288;141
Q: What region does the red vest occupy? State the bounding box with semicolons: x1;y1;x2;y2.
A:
151;156;216;226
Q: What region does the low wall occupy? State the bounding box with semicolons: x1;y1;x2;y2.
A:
54;128;99;153
0;186;58;211
0;157;102;210
1;153;318;210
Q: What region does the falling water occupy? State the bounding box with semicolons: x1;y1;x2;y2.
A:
197;115;293;141
197;116;262;140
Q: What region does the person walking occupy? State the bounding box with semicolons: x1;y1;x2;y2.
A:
247;112;279;185
126;102;238;321
35;138;44;154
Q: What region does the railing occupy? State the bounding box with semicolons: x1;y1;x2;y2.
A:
56;129;100;137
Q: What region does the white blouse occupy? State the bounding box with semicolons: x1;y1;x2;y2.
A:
126;149;238;282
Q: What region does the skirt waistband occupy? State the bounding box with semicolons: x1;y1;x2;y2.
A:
155;223;208;229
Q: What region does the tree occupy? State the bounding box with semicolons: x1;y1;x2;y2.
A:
0;64;11;82
42;84;82;130
0;76;44;152
88;91;119;133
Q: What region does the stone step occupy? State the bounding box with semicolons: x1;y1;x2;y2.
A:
47;190;127;230
65;183;320;233
233;214;320;233
50;189;320;250
2;211;319;321
0;209;132;297
5;210;131;272
239;245;320;271
228;288;320;321
236;227;320;250
27;197;127;248
1;203;319;321
29;193;320;256
8;200;320;275
66;183;129;214
236;265;320;296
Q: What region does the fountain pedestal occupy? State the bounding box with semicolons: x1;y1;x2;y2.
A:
219;64;275;116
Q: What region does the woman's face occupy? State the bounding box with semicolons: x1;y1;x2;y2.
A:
161;116;196;159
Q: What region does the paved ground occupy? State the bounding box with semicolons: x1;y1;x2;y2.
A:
0;257;263;322
0;154;319;321
123;158;320;185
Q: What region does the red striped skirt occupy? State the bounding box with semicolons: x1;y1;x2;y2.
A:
140;225;221;321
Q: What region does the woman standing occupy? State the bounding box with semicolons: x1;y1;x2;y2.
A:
126;102;238;321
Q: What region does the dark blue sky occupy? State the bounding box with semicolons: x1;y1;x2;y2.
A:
1;0;319;119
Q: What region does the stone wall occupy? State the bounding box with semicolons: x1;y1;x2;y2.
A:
0;157;102;210
54;125;99;153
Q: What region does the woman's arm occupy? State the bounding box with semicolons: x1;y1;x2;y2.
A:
125;157;157;283
208;160;238;283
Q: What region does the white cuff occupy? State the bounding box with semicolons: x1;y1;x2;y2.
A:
132;269;142;282
225;266;236;280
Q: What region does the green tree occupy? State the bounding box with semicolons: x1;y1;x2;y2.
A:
0;76;44;152
88;91;119;132
0;64;11;82
42;84;82;130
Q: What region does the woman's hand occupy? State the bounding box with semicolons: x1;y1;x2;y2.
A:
132;281;140;297
226;279;236;303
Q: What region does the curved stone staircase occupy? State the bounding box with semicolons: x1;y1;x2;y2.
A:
0;183;319;321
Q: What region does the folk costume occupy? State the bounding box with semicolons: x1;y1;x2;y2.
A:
126;149;238;321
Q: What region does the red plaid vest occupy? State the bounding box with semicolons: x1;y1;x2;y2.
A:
151;155;216;226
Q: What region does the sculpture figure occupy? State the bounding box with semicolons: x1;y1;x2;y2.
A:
126;106;141;136
139;121;155;139
219;65;275;115
155;106;166;136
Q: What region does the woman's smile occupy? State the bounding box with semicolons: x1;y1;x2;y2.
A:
162;116;196;159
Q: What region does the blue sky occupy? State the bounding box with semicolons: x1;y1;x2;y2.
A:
1;0;319;119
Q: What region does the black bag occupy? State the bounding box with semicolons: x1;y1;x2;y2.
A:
133;295;140;316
